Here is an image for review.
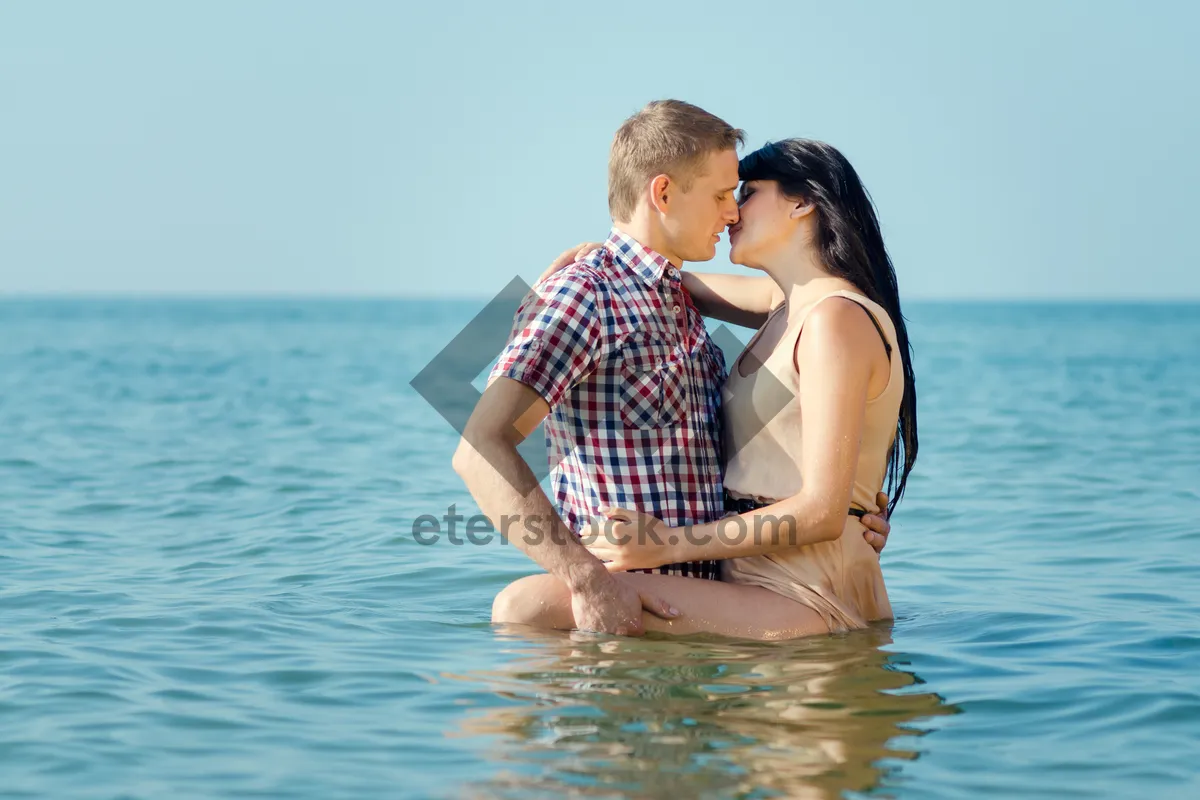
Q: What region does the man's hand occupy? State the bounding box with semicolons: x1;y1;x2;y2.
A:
569;568;679;636
538;241;604;285
861;491;892;555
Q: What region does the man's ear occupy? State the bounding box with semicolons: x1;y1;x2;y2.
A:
649;174;671;214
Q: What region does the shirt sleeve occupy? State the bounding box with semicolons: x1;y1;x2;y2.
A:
487;271;604;408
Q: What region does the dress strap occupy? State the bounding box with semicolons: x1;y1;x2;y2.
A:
850;301;893;360
790;290;896;373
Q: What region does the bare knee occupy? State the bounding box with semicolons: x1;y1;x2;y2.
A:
491;579;534;624
492;575;571;629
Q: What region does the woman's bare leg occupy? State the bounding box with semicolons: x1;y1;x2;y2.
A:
492;572;829;641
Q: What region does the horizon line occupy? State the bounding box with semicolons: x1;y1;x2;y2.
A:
2;291;1199;304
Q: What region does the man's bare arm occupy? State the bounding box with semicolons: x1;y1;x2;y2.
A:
452;377;603;583
452;377;678;634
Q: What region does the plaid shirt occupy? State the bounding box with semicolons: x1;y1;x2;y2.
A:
488;229;726;579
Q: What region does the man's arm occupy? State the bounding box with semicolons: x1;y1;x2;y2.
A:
452;272;678;635
453;378;678;636
453;378;608;589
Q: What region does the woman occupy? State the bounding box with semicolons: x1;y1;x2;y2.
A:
507;139;917;639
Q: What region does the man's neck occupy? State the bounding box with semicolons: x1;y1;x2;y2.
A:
613;220;683;268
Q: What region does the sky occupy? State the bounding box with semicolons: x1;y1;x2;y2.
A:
1;1;1197;299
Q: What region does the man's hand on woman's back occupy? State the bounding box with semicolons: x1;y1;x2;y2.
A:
862;492;891;555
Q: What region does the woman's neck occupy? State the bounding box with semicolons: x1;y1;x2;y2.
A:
760;249;857;323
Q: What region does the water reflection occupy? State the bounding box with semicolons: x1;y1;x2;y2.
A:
450;624;958;799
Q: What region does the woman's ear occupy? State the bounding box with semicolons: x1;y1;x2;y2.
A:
789;199;816;220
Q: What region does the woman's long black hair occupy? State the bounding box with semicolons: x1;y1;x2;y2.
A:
739;139;917;514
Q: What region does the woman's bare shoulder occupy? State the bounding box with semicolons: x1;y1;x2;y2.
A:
799;296;890;362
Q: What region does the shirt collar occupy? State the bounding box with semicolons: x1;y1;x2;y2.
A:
604;228;674;287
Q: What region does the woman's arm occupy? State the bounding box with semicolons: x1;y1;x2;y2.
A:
669;297;880;559
536;243;783;328
682;272;784;328
537;242;604;285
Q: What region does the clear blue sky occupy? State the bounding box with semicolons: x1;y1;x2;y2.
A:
2;1;1196;299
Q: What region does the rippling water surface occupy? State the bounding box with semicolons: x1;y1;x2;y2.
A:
2;299;1198;798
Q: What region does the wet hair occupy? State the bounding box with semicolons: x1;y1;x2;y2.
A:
739;139;917;514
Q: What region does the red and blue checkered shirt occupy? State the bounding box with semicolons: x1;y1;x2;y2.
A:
488;229;727;580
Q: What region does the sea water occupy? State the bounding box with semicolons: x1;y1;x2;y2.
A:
2;298;1198;798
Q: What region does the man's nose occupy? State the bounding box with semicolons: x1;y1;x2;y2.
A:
725;201;740;225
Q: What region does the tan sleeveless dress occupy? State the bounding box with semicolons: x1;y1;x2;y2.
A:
721;290;902;633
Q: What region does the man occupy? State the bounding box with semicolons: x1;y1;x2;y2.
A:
452;100;889;636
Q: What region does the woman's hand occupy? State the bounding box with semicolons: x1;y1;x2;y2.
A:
582;493;892;568
538;241;604;285
581;507;679;572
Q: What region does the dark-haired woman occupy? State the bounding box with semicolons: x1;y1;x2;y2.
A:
513;139;917;639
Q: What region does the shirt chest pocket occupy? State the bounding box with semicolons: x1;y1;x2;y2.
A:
618;337;688;428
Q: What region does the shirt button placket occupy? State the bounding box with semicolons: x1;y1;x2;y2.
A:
666;267;682;315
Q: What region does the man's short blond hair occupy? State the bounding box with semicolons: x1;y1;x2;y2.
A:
607;100;746;222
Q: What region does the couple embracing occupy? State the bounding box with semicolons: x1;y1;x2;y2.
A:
452;100;917;640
